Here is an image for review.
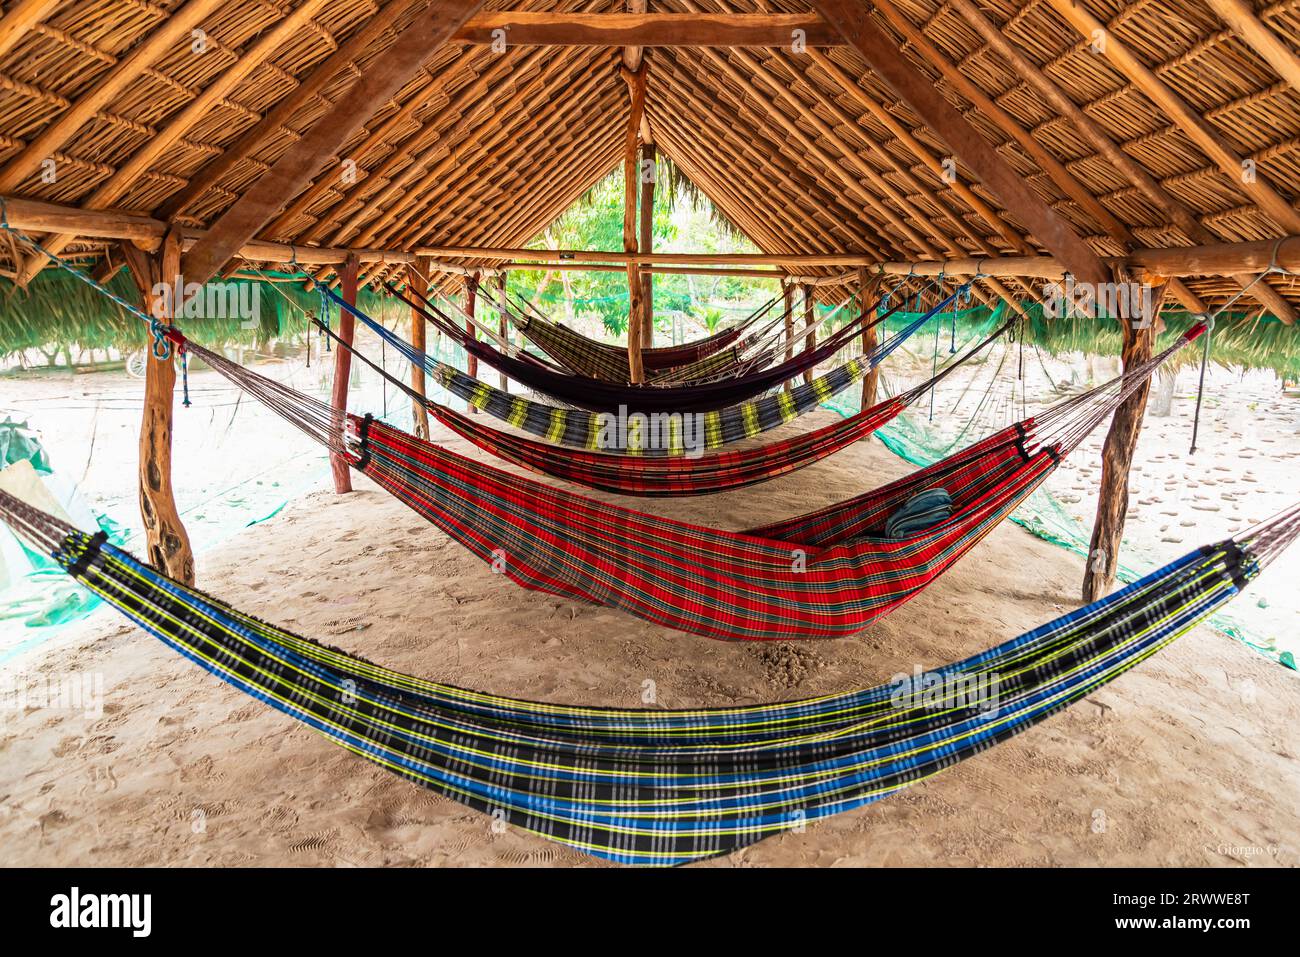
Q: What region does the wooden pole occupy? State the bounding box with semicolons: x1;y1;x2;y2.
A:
859;266;882;409
407;258;430;441
122;229;195;585
782;281;795;393
639;141;656;347
1082;276;1169;602
465;273;480;412
622;65;647;383
801;284;816;386
496;271;509;392
329;253;360;493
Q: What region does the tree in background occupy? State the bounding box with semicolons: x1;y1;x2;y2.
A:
506;158;782;341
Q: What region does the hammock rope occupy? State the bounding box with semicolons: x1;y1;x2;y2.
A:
323;283;945;458
156;322;1204;640
2;489;1292;866
384;279;899;413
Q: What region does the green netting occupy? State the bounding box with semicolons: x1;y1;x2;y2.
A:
819;300;1297;671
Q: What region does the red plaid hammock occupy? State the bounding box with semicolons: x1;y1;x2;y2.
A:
168;323;1204;641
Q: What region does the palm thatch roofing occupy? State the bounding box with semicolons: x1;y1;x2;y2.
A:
0;0;1298;318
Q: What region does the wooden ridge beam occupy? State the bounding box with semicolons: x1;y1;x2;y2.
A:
453;12;843;46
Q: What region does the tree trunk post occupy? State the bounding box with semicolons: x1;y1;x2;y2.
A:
465;272;479;411
1082;275;1169;602
801;283;816;385
859;266;882;408
782;280;794;392
407;257;430;441
496;271;509;392
639;141;655;347
123;229;195;584
329;252;360;492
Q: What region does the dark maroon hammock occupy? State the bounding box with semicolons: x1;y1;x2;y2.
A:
318;304;1009;497
383;283;893;414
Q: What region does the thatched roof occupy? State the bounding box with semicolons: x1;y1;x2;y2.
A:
0;0;1298;316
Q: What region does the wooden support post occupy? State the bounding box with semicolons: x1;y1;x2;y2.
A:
859;266;882;409
496;271;509;392
801;284;816;386
622;65;648;383
329;253;360;492
407;258;430;441
465;273;480;411
122;229;195;585
782;281;795;393
639;141;656;346
1082;277;1169;602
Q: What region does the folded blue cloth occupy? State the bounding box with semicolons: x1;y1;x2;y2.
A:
885;486;953;539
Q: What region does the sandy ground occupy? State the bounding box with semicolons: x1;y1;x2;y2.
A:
0;402;1297;868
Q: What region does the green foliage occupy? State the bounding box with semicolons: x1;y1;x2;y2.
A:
0;268;404;363
512;157;780;338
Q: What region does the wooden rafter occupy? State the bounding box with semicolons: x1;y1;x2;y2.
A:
157;0;431;221
181;0;488;286
809;0;1110;288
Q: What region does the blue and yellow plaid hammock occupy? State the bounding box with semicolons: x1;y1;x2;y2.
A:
3;490;1293;866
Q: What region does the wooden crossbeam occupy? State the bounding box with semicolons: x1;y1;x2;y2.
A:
2;194;1297;289
453;12;843;46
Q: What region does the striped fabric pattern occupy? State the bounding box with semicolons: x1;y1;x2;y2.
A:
343;289;950;457
513;313;746;384
512;302;758;376
177;324;1203;642
429;393;911;496
19;498;1285;867
376;286;889;414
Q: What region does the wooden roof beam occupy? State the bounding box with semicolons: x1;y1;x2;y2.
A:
945;0;1293;323
653;60;882;253
157;0;431;221
0;0;223;192
182;0;488;286
1041;0;1300;237
302;48;563;245
365;55;614;250
16;0;332;284
1207;0;1300;98
809;0;1110;288
454;12;844;47
0;0;65;62
676;40;942;260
